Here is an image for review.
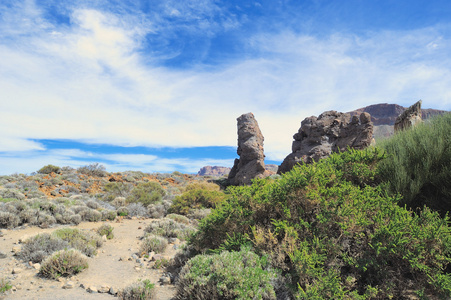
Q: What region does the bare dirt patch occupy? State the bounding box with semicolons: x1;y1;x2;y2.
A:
0;218;178;300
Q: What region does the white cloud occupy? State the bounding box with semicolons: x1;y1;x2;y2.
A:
0;2;450;173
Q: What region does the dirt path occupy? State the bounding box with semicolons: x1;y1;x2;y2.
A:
0;219;178;300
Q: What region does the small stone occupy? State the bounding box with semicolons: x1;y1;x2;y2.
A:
101;235;107;242
86;286;98;293
159;276;171;285
12;286;17;291
19;235;29;243
131;254;138;260
134;267;141;271
58;277;65;283
0;251;7;259
62;281;75;289
98;285;110;293
109;287;116;295
11;246;21;254
12;268;23;274
33;263;41;270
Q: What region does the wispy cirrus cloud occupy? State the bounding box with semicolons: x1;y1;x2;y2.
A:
1;0;450;174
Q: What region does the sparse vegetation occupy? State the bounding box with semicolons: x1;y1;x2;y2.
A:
0;277;12;294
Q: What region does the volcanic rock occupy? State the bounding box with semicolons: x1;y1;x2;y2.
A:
394;100;422;132
228;113;267;185
197;166;231;176
278;110;374;174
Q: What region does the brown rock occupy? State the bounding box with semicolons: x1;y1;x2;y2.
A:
197;166;231;176
228;113;267;185
278;110;374;174
394;100;423;132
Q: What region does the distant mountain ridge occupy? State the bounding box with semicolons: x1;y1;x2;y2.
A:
348;103;446;126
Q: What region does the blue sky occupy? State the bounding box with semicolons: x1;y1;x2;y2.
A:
1;0;451;175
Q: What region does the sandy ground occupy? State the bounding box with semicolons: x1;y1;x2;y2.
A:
0;218;179;300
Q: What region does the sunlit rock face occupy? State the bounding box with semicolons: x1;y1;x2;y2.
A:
228;113;267;185
394;100;423;133
278;110;374;174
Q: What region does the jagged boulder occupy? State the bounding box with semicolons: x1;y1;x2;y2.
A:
394;100;422;132
228;113;267;185
278;111;374;174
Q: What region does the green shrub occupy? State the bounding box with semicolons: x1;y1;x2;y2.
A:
118;279;155;300
140;235;168;255
103;182;133;202
175;247;278;300
37;164;61;174
126;182;165;206
378;113;451;213
169;188;225;215
191;148;451;299
101;209;117;221
53;228;102;257
19;233;69;263
0;277;12;293
97;223;114;239
39;249;88;279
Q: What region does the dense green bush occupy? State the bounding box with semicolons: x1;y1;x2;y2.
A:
39;249;88;279
191;148;451;299
175;247;279;300
118;279;155;300
378;113;451;213
37;164;61;174
169;188;225;215
127;182;166;206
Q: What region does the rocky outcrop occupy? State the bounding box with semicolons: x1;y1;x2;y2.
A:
197;166;231;177
278;111;374;174
228;113;267;185
394;100;422;132
348;102;446;126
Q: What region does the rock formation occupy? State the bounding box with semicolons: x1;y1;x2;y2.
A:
394;100;422;132
197;166;231;177
278;111;374;174
228;113;267;185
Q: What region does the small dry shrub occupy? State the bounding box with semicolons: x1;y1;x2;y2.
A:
147;203;166;219
53;228;102;257
118;279;155;300
0;211;20;228
19;233;69;263
97;223;114;239
127;203;147;217
101;209;117;221
144;218;195;241
39;249;88;279
140;235;168;255
166;213;190;225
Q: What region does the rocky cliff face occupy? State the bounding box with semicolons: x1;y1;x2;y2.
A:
394;100;423;132
278;111;374;174
228;113;267;185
